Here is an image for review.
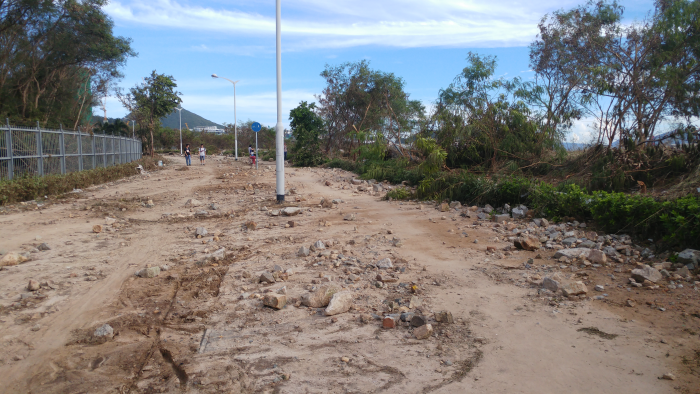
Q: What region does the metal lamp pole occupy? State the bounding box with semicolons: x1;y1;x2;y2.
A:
275;0;284;203
131;120;135;138
211;74;239;160
174;107;183;155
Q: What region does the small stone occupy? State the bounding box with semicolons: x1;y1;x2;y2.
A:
514;236;541;251
94;323;114;337
562;281;588;296
185;198;202;207
383;316;397;329
439;202;450;212
263;293;287;309
588;249;607;264
376;258;393;269
260;272;275;284
320;198;333;208
413;324;433;340
631;265;662;283
594;285;604;292
92;225;102;233
195;227;208;237
325;292;353;316
626;299;636;307
409;296;422;309
37;243;51;251
27;280;40;291
343;214;356;221
297;246;310;257
31;324;41;331
661;373;676;380
410;315;426;327
341;356;350;363
301;285;338;308
281;207;301;216
311;240;326;251
137;266;160;278
493;214;509;223
434;311;454;324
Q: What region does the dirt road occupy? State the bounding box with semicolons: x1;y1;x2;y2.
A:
0;156;697;393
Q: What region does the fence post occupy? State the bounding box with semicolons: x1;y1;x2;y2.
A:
103;133;107;168
36;121;44;176
5;118;13;180
77;127;83;171
59;124;66;174
92;134;96;169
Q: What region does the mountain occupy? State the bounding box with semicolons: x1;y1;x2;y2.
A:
160;108;224;129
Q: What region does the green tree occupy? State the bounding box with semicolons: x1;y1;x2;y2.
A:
118;71;182;156
290;101;324;166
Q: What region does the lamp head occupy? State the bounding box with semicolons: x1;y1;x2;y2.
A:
211;74;218;78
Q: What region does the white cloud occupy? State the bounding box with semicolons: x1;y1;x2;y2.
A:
105;0;581;49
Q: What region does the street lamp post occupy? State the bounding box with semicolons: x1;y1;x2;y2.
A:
174;107;183;155
211;74;239;160
275;0;285;203
131;120;135;138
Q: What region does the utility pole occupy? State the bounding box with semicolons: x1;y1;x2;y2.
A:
275;0;285;203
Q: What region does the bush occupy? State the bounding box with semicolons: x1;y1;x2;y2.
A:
385;187;413;200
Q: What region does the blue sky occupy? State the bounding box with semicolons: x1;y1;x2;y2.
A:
103;0;656;142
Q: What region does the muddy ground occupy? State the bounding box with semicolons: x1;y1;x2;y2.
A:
0;156;699;394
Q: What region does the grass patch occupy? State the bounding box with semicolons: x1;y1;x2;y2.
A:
577;327;618;340
0;156;160;205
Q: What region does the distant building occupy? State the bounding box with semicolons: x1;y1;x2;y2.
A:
193;126;226;135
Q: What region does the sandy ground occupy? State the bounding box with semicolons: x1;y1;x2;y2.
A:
0;156;698;393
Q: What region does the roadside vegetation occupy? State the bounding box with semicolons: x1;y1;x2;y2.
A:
285;0;700;250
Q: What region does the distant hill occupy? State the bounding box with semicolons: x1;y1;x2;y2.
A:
160;108;223;129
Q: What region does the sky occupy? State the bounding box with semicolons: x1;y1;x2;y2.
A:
103;0;657;142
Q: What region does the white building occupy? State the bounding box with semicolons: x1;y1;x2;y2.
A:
193;126;226;135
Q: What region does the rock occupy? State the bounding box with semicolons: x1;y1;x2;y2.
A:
197;248;226;266
92;224;102;233
413;324;433;339
562;281;587;296
376;258;393;269
288;220;297;227
259;272;275;284
297;246;310;257
320;198;333;208
281;207;301;216
542;272;566;292
145;199;155;208
493;214;509;223
343;213;356;221
631;265;662;283
27;280;40;291
0;252;28;266
677;249;700;266
37;243;51;251
676;266;690;277
579;240;596;249
185;198;203;207
554;248;591;259
661;373;676;381
310;240;326;251
562;237;577;247
511;208;526;219
514;236;541;251
540;218;549;227
594;285;604;292
410;315;426;327
325;292;353;316
209;203;219;210
435;311;454;324
626;299;636;307
409;296;422;309
351;179;362;185
301;285;338;308
137;266;161;278
263;294;287;309
383;316;397;329
94;323;114;338
372;183;384;192
439;203;450;212
195;227;208;237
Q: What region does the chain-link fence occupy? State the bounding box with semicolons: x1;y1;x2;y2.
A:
0;119;143;180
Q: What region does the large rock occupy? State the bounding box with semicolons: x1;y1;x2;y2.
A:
0;252;28;266
514;236;541;251
301;285;339;308
94;324;114;338
562;281;588;296
677;249;700;266
631;265;662;283
281;207;301;216
325;292;353;316
413;324;433;340
263;294;286;309
554;248;591;259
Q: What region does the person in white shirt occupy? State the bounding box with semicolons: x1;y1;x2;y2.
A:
199;144;206;165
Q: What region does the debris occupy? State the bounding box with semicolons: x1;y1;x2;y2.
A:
383;316;397;329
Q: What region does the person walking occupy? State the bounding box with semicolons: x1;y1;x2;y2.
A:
249;147;256;167
199;144;206;165
184;144;191;166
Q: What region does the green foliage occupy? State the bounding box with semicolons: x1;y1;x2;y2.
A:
290;101;325;167
385;187;413;200
0;157;159;205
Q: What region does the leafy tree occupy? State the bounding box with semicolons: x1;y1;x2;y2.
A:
118;71;182;156
289;101;324;166
0;0;135;128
